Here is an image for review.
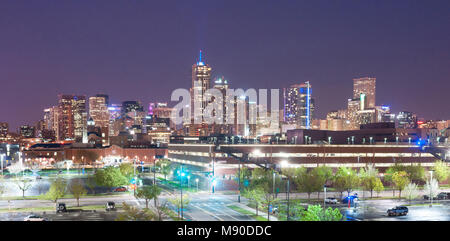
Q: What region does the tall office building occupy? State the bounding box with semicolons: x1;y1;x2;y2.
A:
353;77;376;108
211;76;233;135
347;98;361;130
0;122;8;139
283;82;314;129
122;101;144;114
190;50;212;124
19;125;35;138
396;111;417;129
108;104;122;136
57;95;87;142
89;95;110;128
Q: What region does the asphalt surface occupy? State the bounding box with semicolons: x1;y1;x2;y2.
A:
344;199;450;221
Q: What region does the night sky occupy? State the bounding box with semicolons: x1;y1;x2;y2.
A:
1;0;449;130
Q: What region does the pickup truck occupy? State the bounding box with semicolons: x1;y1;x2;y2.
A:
387;206;408;216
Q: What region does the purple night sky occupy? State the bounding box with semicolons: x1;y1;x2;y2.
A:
0;0;449;130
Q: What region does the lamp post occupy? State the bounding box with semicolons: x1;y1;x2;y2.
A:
0;154;4;176
238;160;241;203
272;170;276;198
153;156;156;186
196;178;199;192
429;170;433;207
324;185;327;208
180;166;185;219
281;160;290;221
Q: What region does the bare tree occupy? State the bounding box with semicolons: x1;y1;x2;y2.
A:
15;178;32;199
8;162;25;177
424;178;439;204
404;183;419;204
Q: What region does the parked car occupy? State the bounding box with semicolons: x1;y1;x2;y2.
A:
106;201;116;211
387;206;408;216
114;186;128;192
436;192;450;200
24;215;47;221
423;194;437;200
56;203;67;213
35;175;42;180
325;197;338;204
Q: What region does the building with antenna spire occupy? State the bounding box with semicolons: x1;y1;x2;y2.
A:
187;50;212;136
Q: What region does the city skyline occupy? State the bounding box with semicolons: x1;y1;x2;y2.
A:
1;1;450;130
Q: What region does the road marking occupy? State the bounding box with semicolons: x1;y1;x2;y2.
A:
190;204;224;221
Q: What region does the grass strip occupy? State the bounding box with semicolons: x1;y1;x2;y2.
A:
227;205;268;221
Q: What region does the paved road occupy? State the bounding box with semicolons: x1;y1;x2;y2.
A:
344;199;450;221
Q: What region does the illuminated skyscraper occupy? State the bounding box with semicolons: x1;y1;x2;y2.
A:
396;111;417;129
190;50;212;124
19;125;35;138
89;95;110;128
283;82;314;129
353;77;376;108
58;95;87;142
0;122;8;139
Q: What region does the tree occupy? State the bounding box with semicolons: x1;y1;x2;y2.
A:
404;182;419;204
152;198;169;221
136;185;162;209
86;175;97;194
119;163;135;181
360;164;380;198
333;167;360;198
235;166;252;193
300;205;343;221
392;171;409;198
424;178;439;203
168;194;190;218
68;179;87;206
242;187;265;216
115;202;157;221
94;166;128;190
158;159;172;181
373;178;384;197
405;165;425;183
42;177;67;205
294;167;322;200
432;160;449;183
250;168;272;192
15;178;32;199
313;166;333;200
7;162;25;177
262;192;279;220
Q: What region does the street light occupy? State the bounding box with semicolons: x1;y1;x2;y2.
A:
196;178;199;192
179;165;185;219
280;160;290;221
429;170;434;207
0;154;5;176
